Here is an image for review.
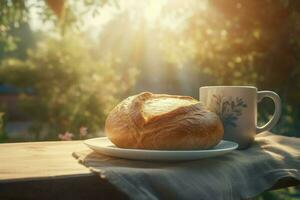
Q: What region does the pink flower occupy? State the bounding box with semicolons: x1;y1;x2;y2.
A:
58;132;74;141
79;126;88;138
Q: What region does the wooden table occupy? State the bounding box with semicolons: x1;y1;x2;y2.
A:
0;141;128;200
0;141;298;200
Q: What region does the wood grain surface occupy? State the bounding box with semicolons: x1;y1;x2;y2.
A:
0;139;298;200
0;140;92;181
0;140;129;200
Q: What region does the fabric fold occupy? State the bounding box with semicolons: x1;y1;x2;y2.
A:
73;132;300;200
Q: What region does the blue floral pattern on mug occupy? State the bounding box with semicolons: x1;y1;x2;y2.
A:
210;94;247;128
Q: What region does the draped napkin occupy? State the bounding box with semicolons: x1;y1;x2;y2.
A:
73;132;300;200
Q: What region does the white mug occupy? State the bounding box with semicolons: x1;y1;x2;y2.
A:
199;86;281;149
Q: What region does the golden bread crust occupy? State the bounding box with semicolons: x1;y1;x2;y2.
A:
105;92;224;150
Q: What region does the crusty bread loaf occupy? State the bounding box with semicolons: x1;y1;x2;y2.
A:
105;92;224;150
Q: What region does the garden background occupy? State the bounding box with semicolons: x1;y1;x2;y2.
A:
0;1;299;199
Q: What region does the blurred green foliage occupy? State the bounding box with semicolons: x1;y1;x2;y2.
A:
0;0;299;198
255;187;300;200
0;0;299;137
94;0;300;137
0;0;299;138
0;112;6;142
0;36;137;140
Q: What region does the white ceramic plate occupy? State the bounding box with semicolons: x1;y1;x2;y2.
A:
84;137;238;161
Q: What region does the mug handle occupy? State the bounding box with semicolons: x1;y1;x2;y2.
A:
256;91;281;134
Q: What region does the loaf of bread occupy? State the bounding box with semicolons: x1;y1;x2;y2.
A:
105;92;224;150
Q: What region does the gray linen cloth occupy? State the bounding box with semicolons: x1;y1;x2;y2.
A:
73;132;300;200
